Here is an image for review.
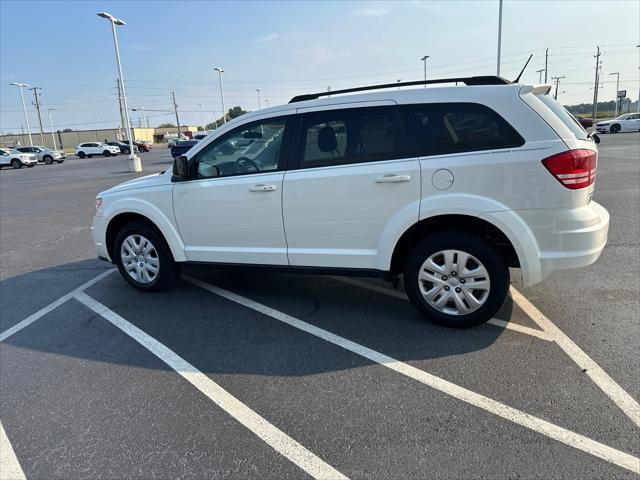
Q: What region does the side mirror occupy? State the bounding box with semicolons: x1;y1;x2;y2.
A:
592;133;600;144
172;155;188;181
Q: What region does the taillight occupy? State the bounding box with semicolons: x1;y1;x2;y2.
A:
542;149;597;190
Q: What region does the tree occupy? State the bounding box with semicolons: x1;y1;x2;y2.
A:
204;106;248;130
62;128;73;132
197;126;204;131
158;122;176;128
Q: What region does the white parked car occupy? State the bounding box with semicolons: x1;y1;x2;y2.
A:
92;77;609;327
595;113;640;133
75;142;120;158
0;148;38;169
15;146;66;164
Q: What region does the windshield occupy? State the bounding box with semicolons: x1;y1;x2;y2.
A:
537;94;589;140
10;149;22;154
616;114;632;120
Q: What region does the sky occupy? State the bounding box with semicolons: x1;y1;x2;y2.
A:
1;0;639;133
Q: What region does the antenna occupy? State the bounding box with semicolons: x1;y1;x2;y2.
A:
513;54;533;83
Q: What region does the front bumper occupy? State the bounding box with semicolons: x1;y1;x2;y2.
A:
91;213;111;261
596;126;610;133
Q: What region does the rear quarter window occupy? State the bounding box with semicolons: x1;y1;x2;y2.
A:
537;95;589;140
400;103;524;157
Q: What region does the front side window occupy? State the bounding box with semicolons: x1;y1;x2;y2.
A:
300;106;398;167
401;103;525;156
194;117;286;179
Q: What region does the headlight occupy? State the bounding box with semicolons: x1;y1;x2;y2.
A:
95;198;103;211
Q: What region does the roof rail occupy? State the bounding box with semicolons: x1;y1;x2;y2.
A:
289;76;512;103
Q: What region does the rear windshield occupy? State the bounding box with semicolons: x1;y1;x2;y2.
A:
537;95;588;140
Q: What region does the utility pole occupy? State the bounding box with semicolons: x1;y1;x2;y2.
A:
609;72;620;117
544;48;549;83
30;86;45;145
496;0;503;76
172;91;182;136
256;89;261;109
592;46;602;121
47;109;57;150
421;55;430;86
551;76;565;100
536;69;545;83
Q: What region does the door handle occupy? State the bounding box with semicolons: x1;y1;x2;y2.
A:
249;184;277;192
375;174;411;183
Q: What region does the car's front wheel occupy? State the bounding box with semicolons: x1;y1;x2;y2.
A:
11;159;22;169
77;151;86;158
43;155;53;165
103;150;112;157
403;232;509;328
114;221;179;291
610;124;621;134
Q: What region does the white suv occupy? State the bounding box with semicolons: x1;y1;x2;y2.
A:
76;142;120;158
92;77;609;327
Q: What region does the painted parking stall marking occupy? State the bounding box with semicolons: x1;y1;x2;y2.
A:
73;291;349;480
0;423;26;480
331;276;640;429
184;274;640;475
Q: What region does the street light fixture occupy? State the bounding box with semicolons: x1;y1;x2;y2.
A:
609;72;620;117
47;109;57;150
96;11;141;172
10;82;33;146
214;67;226;124
420;55;430;86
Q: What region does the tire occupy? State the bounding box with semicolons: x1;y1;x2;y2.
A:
11;159;22;169
610;124;621;134
43;155;53;165
113;221;179;291
403;231;509;328
78;151;86;158
103;150;112;157
123;148;130;155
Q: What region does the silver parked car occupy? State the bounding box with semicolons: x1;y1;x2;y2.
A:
0;148;38;169
15;146;66;164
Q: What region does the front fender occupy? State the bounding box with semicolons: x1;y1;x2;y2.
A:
101;197;187;262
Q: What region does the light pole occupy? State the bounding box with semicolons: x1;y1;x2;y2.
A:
609;72;620;117
131;108;150;128
536;69;545;83
256;89;261;109
551;76;565;100
47;109;57;150
265;99;269;108
496;0;503;76
198;102;206;129
420;55;430;86
10;82;33;146
214;67;226;124
97;11;141;172
636;44;639;113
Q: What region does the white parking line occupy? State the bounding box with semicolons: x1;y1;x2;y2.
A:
332;277;640;429
0;423;26;480
509;287;640;428
0;269;115;343
184;275;640;475
331;277;554;341
73;291;349;480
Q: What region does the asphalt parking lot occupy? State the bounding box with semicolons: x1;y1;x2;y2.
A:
1;135;639;479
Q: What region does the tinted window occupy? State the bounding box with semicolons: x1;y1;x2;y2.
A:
400;103;525;156
300;106;398;167
536;95;588;140
194;117;286;179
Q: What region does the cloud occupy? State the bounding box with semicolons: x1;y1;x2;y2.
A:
350;7;390;17
257;31;301;43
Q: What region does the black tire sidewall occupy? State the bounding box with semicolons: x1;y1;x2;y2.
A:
43;155;53;164
11;160;21;169
403;232;509;328
611;124;620;133
103;151;111;157
78;152;86;158
113;222;178;291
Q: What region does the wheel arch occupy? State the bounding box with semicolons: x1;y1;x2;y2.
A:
389;214;521;276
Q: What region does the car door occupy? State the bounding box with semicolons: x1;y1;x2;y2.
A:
0;149;10;166
282;102;420;270
626;114;640;131
173;114;293;265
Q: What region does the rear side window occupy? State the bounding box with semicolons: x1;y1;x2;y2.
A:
300;106;398;167
537;95;588;140
400;103;524;157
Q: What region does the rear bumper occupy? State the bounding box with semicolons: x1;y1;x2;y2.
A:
486;202;609;287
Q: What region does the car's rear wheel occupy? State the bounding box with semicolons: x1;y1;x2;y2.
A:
403;232;509;328
11;159;22;169
78;151;86;158
113;221;179;291
610;124;621;133
43;155;53;165
103;150;112;157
